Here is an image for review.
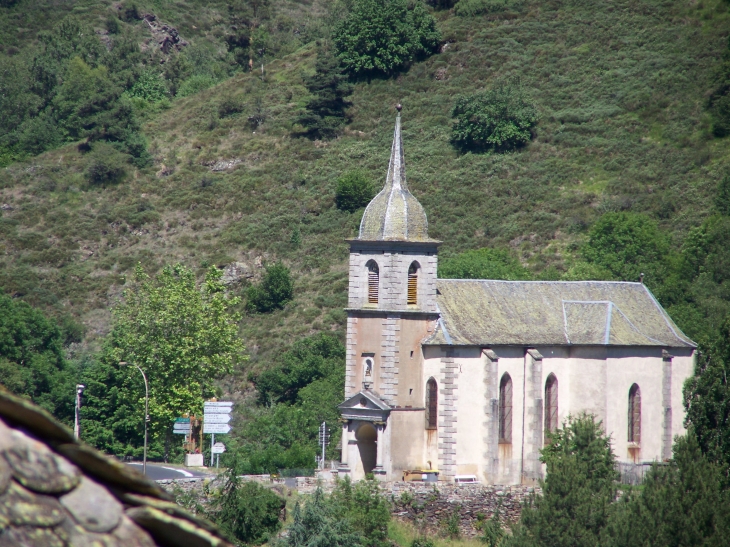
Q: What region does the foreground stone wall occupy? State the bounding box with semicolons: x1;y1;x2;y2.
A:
161;477;537;538
387;483;537;538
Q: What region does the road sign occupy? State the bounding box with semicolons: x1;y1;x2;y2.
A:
175;417;190;423
204;413;231;424
204;402;233;412
173;423;190;429
172;429;188;435
203;423;231;434
212;442;226;454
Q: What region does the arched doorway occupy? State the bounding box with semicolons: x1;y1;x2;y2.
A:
356;423;377;475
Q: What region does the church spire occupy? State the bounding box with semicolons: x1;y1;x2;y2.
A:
358;105;432;242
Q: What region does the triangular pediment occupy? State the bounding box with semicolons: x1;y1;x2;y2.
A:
339;391;391;421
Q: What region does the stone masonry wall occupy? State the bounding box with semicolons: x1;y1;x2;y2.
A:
161;477;537;538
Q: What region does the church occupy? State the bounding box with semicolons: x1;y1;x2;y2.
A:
337;108;697;485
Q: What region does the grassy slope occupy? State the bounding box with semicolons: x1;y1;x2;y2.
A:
1;0;728;376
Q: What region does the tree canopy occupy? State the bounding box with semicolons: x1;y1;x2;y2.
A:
333;0;441;77
81;264;245;457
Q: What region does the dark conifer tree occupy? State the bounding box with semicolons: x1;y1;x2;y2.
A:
297;47;353;140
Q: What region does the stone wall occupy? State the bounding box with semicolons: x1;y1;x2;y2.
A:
161;477;537;538
387;482;537;538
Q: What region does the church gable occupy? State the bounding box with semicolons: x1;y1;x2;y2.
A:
338;391;391;422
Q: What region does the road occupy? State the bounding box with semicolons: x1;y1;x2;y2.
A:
125;462;211;481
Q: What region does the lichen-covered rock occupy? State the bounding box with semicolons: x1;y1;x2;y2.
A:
61;476;123;533
4;428;81;494
0;389;232;547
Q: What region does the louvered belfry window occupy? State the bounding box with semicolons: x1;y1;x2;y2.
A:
426;378;437;429
499;374;513;443
628;384;641;444
544;374;558;442
367;262;379;304
407;263;418;305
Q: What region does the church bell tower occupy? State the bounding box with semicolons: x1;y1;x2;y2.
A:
338;106;440;481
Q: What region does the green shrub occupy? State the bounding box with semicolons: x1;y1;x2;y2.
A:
451;84;539;151
333;0;441;77
85;143;129;185
210;474;284;545
716;175;730;216
106;14;121;34
335;170;376;212
218;95;245;118
247;262;294;313
454;0;524;16
127;71;169;102
438;248;532;280
121;1;142;22
410;538;435;547
177;74;217;98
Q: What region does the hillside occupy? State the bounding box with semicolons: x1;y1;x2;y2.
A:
1;0;729;378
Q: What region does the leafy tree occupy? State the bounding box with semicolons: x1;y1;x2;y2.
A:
82;264;245;455
333;0;441;77
210;473;285;545
506;415;618;547
438;248;532;280
451;84;539;151
247;262;294;313
335;170;376;212
127;70;169;102
255;333;345;405
232;334;344;474
684;316;730;480
298;47;353;139
581;212;670;285
0;292;77;421
601;433;730;547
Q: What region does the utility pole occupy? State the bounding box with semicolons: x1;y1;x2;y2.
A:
120;362;149;476
73;384;85;440
318;422;330;469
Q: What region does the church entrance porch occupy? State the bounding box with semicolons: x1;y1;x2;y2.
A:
356;423;377;475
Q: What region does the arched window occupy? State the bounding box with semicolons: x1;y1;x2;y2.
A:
499;374;512;443
367;261;379;304
407;262;419;305
544;374;558;440
425;378;437;430
628;384;641;444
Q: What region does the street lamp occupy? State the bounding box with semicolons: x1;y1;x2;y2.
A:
120;362;149;476
73;384;85;440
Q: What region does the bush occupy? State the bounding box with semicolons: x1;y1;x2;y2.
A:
176;74;217;98
454;0;524;16
451;84;539;151
210;474;284;545
333;0;441;77
438;248;532;280
247;262;294;313
127;70;168;102
85;143;129;185
716;175;730;216
335;170;376;212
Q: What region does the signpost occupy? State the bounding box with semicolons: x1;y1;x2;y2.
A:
173;417;190;435
212;442;226;468
204;401;233;467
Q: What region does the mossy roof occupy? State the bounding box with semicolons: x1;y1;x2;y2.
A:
358;114;437;243
425;280;695;348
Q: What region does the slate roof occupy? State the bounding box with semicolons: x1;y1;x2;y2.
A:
425;279;695;348
358;113;436;243
0;388;232;547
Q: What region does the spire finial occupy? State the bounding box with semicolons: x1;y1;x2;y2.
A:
396;103;402;115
